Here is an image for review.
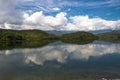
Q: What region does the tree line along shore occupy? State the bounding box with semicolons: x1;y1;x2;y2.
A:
0;29;120;44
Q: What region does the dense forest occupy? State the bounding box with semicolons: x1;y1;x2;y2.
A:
60;31;98;44
0;29;120;45
97;30;120;41
0;29;58;42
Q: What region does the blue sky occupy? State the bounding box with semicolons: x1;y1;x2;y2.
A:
0;0;120;30
16;0;120;20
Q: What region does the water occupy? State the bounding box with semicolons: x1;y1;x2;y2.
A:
0;41;120;80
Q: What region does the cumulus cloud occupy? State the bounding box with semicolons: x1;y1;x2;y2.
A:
0;42;120;65
0;0;120;31
0;0;24;29
68;15;120;31
22;11;67;30
21;12;120;30
0;10;120;30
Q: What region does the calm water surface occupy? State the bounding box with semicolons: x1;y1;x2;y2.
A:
0;41;120;80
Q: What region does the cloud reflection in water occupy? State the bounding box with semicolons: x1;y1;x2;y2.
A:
0;42;120;65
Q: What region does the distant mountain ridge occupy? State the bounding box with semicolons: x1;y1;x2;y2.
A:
45;30;77;35
45;29;112;35
88;29;112;34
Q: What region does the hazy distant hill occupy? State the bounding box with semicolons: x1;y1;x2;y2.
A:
89;29;112;34
45;29;112;35
45;30;78;35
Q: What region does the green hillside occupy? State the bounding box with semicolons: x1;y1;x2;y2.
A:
97;30;120;41
0;29;58;42
0;29;119;45
61;31;98;44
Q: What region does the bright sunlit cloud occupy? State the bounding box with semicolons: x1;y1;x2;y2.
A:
0;42;120;65
0;0;120;31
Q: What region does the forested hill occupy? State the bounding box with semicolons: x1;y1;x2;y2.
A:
0;29;58;42
60;31;98;44
0;29;120;44
97;30;120;41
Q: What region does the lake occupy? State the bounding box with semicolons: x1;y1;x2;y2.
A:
0;41;120;80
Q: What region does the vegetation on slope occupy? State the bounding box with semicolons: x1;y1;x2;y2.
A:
60;31;98;44
97;30;120;41
0;29;58;42
0;40;55;50
0;29;119;46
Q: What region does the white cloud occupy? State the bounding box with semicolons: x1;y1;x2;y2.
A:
0;42;120;65
68;15;120;31
0;9;120;31
22;11;67;30
52;7;60;11
0;0;120;31
0;0;24;28
21;12;120;31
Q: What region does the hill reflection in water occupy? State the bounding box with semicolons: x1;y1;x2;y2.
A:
0;41;120;80
0;41;120;65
